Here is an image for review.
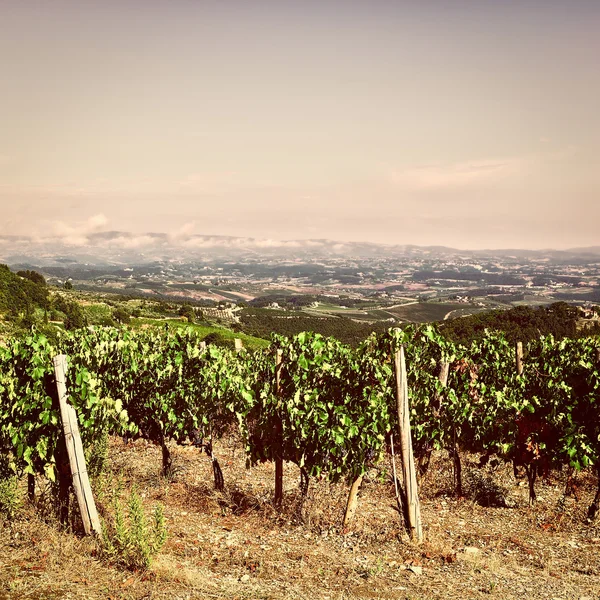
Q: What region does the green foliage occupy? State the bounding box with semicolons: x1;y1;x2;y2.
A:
246;331;393;481
0;321;599;510
85;431;109;479
0;476;21;520
82;303;115;327
101;486;167;570
177;304;195;323
202;331;224;346
440;302;595;345
240;308;390;347
112;307;130;325
16;270;46;287
0;330;129;482
52;295;87;330
522;336;600;471
0;264;49;318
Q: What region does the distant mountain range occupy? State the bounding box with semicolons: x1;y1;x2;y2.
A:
1;231;599;267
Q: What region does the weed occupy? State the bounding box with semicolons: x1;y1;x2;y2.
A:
100;485;167;570
86;431;109;479
367;558;385;577
0;476;21;520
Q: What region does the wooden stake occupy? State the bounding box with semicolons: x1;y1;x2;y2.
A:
395;346;423;542
436;362;450;405
390;434;405;522
515;341;523;376
342;475;363;529
53;355;102;536
274;349;284;506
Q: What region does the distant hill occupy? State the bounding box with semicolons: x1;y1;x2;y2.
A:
2;231;600;267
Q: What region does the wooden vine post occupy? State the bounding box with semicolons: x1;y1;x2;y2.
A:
437;362;450;404
274;349;284;506
53;355;102;536
516;341;524;376
395;346;423;542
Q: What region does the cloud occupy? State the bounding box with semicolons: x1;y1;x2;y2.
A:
36;218;332;251
50;213;109;246
178;236;331;250
181;236;298;249
167;221;197;243
87;214;109;229
106;234;158;249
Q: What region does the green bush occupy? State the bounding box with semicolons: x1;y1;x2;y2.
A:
178;305;195;323
101;486;167;570
0;477;21;520
112;307;130;325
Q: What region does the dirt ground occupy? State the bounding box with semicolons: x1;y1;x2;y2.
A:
1;436;599;600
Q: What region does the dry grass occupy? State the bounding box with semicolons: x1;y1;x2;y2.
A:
1;438;600;599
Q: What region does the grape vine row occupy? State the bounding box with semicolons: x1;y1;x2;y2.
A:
1;325;599;514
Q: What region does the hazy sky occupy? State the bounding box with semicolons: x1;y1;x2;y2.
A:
1;0;599;249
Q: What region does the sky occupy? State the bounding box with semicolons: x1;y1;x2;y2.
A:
1;0;599;250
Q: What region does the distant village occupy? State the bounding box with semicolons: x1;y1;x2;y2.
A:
35;248;600;316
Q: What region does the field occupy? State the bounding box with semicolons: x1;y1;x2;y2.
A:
2;436;600;600
297;300;495;325
386;303;464;323
302;304;393;323
129;318;270;349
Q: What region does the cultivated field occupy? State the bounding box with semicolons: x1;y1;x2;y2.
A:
386;303;465;323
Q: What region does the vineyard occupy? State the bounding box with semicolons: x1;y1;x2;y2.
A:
2;324;600;521
2;325;600;598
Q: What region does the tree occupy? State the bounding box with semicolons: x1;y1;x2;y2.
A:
178;305;195;323
64;302;86;330
17;270;46;287
64;281;73;290
53;296;86;330
113;307;131;325
0;264;49;316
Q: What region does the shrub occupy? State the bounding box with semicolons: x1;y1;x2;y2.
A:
100;486;167;570
0;477;21;520
178;305;195;323
112;307;130;325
